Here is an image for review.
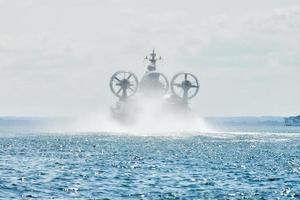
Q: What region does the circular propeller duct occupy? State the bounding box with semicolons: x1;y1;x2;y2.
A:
110;71;139;99
171;72;199;100
140;72;169;95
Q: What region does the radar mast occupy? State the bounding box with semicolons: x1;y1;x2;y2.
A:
145;49;162;72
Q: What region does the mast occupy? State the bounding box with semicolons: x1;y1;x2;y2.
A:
145;49;162;72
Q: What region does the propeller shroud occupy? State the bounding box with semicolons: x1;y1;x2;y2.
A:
110;71;139;99
140;72;169;95
171;72;199;100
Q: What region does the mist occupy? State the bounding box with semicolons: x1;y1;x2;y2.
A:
50;91;213;136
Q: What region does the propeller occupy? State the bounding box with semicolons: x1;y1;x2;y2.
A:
140;72;169;95
110;71;139;100
171;72;199;101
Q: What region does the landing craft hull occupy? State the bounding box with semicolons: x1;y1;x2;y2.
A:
110;96;195;124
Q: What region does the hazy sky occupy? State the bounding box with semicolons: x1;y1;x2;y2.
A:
0;0;299;117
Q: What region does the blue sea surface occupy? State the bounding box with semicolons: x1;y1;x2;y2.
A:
1;126;300;199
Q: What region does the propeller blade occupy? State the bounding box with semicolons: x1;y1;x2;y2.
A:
128;87;134;92
114;76;121;82
127;74;132;80
184;73;188;80
173;83;182;87
116;87;122;95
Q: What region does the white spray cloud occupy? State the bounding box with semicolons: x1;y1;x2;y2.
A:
66;95;214;136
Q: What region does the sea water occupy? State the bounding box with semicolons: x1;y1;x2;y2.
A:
1;126;300;199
